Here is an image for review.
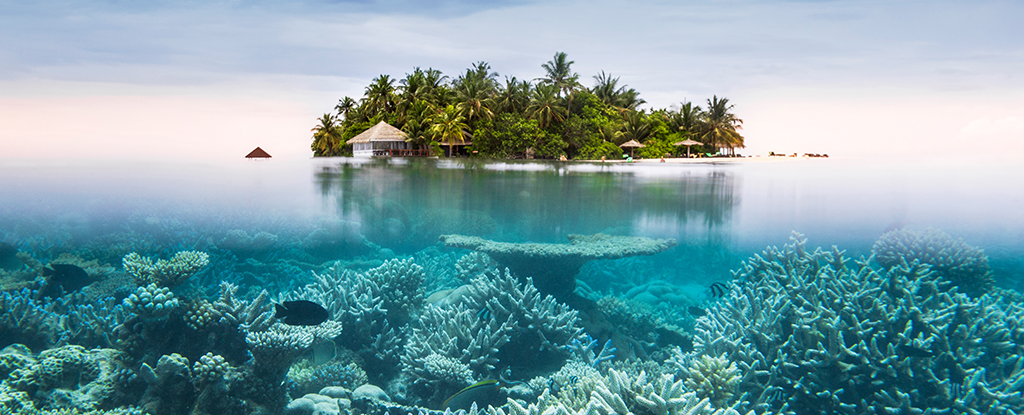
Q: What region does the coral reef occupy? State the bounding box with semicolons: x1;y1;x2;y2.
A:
440;233;677;298
122;284;180;320
872;227;994;296
7;345;125;411
122;251;210;287
687;233;1024;414
401;269;585;407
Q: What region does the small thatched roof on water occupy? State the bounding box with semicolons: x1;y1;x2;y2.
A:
346;121;408;144
245;147;272;158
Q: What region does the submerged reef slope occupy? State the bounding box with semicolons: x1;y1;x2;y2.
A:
686;233;1024;414
872;227;994;296
439;234;677;298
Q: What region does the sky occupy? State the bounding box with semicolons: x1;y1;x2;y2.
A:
1;0;1023;162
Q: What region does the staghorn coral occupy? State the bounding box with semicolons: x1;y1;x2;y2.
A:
0;288;62;350
493;368;752;415
285;264;404;378
362;258;426;327
440;233;677;298
683;354;741;409
455;252;497;283
688;233;1024;415
121;251;210;287
402;269;585;407
872;227;994;295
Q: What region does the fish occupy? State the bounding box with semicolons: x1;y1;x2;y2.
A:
709;282;729;298
442;379;501;411
274;300;329;326
0;242;20;270
41;264;94;297
687;306;706;316
477;307;491;320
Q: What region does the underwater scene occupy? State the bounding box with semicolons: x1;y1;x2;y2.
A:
2;157;1024;415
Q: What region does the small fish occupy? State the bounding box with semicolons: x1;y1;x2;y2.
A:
687;306;706;316
477;307;491;320
709;282;729;298
41;264;94;297
274;300;329;326
442;379;501;411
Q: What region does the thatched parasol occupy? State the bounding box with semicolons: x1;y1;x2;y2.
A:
619;139;645;157
673;138;702;157
346;121;407;144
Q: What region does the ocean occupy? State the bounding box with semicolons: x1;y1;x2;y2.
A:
1;157;1022;414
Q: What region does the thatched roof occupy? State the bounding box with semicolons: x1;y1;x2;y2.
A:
346;121;407;144
245;147;271;158
619;139;646;148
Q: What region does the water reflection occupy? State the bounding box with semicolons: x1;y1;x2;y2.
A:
312;158;740;254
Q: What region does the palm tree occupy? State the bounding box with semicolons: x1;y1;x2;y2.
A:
310;113;343;156
619;110;652;144
496;76;531;114
539;52;582;118
364;74;396;119
335;97;357;120
699;96;744;155
526;83;567;129
428;104;470;157
539;52;580;98
453;63;497;123
592;71;645;112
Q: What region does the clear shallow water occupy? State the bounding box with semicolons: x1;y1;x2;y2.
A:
3;157;1023;289
3;156;1024;414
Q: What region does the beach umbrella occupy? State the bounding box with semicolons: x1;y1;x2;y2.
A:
619;140;646;158
674;139;702;158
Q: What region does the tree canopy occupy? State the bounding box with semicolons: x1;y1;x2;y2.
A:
311;52;745;159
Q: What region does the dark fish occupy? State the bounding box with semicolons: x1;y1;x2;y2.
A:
477;307;491;320
687;306;706;316
0;242;20;270
274;300;329;326
709;282;729;298
442;379;501;411
42;264;93;297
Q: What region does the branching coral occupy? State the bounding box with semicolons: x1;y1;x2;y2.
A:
688;233;1024;415
684;354;741;409
402;269;585;407
493;369;752;415
122;251;210;287
872;227;994;295
122;284;179;321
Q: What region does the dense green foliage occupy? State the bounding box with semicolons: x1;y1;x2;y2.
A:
311;53;745;159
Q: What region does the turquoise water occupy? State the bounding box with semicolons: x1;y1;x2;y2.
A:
2;157;1023;414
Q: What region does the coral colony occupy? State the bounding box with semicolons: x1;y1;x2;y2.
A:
1;224;1022;415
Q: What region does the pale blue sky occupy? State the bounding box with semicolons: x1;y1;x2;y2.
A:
2;0;1023;161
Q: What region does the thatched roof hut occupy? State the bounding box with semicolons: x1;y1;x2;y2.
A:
245;147;272;159
347;121;411;157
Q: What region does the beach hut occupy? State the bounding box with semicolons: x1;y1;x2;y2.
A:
245;147;272;159
619;140;646;158
347;121;412;157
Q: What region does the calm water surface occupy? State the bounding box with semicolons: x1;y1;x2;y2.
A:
2;157;1022;289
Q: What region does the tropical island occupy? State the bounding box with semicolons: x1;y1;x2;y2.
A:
311;52;744;159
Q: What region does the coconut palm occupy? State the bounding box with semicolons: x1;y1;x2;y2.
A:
526;83;567;129
453;63;498;123
496;76;531;114
619;110;652;144
429;104;470;157
334;97;357;120
310;113;343;156
699;96;744;155
539;52;582;118
364;74;397;118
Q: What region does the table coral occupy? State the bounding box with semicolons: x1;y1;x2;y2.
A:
440;234;677;298
122;251;210;287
